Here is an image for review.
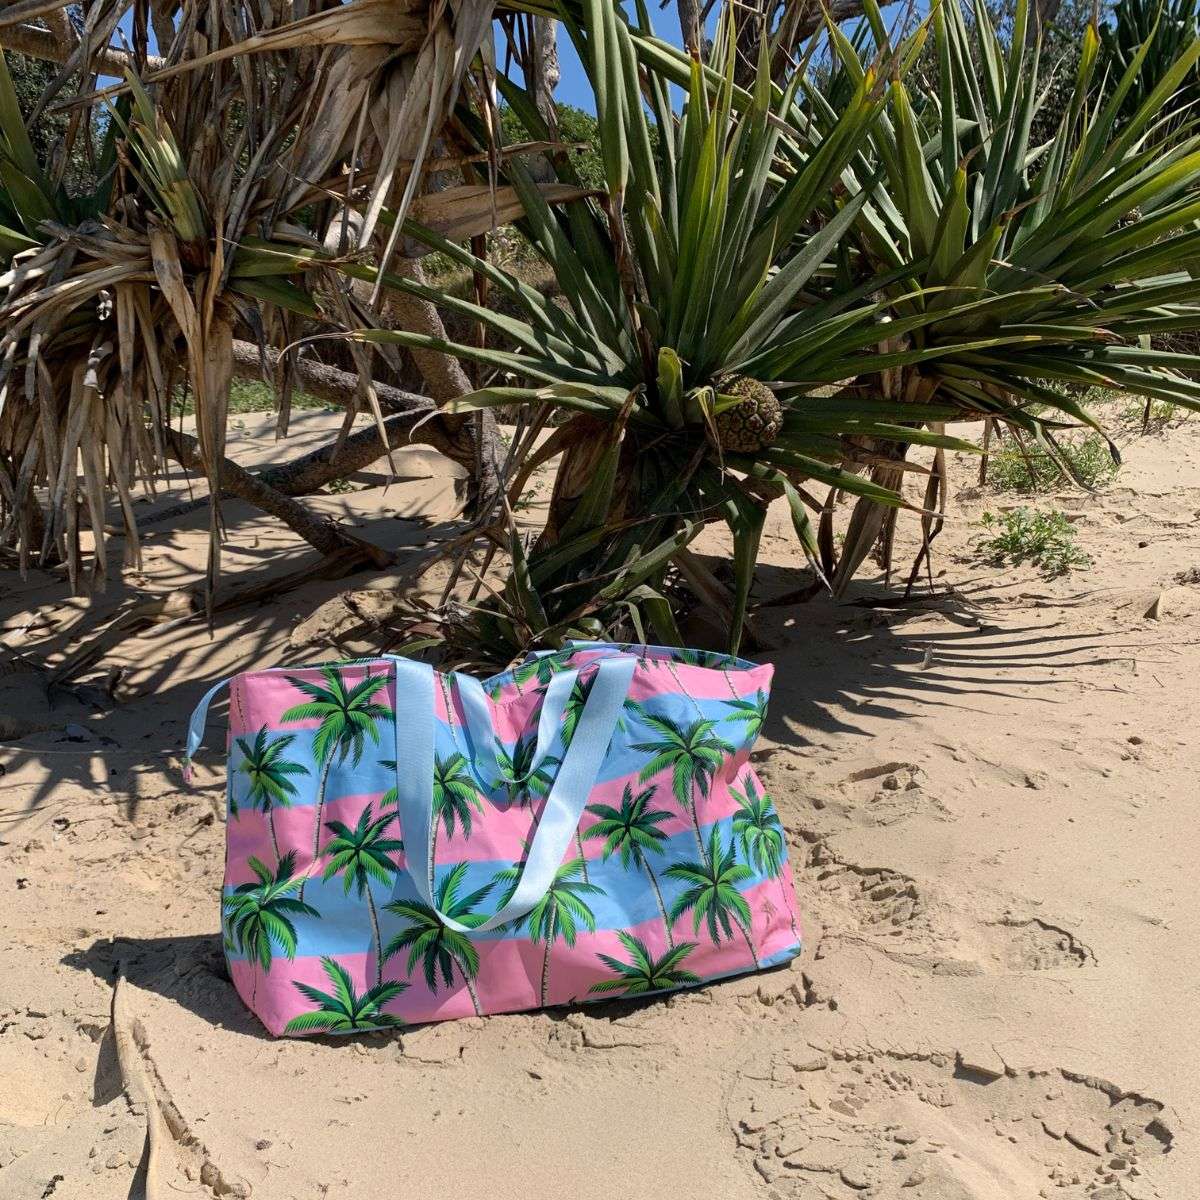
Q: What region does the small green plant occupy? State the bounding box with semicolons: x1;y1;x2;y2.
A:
1119;397;1183;433
176;379;328;416
987;432;1118;492
325;477;357;494
976;508;1091;576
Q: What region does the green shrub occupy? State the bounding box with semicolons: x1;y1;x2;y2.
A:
177;379;328;416
987;431;1118;492
976;508;1091;576
499;101;605;191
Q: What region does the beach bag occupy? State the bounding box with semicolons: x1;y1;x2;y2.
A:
184;641;801;1036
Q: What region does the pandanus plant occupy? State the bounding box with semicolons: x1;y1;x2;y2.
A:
354;5;978;658
0;0;520;598
805;0;1200;586
368;0;1200;652
1100;0;1200;133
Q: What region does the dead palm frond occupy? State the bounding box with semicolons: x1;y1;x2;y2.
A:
0;0;502;602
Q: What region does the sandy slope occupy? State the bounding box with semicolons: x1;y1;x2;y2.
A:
1;408;1197;1200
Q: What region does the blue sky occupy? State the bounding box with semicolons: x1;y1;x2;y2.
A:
494;7;693;113
497;2;917;113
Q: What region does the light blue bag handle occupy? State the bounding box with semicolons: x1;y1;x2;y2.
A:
454;667;579;789
390;654;636;935
183;676;234;783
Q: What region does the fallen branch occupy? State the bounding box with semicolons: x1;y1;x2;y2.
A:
230;340;503;511
47;553;386;695
139;404;469;529
256;410;462;495
231;340;430;418
111;966;166;1200
164;427;392;567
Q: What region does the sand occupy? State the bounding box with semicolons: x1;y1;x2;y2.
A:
1;406;1197;1199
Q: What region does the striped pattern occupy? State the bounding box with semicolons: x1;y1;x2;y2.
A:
218;642;801;1036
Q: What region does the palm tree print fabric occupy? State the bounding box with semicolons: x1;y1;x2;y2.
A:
217;645;801;1036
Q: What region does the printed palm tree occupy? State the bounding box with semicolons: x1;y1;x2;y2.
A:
384;863;494;1016
664;827;758;965
320;803;404;988
561;676;592;744
633;715;734;862
283;956;407;1035
379;758;397;809
731;777;798;943
661;656;705;719
280;668;392;900
588;932;700;997
493;857;602;1006
562;675;646;743
495;733;589;881
430;752;485;896
585;783;675;947
674;648;743;702
510;654;559;693
495;733;557;803
233;728;309;861
723;690;768;741
676;649;731;669
222;851;319;1006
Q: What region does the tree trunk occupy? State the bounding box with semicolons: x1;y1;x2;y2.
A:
540;939;553;1006
523;17;562;184
253;412;464;497
299;754;334;903
428;822;439;903
769;1;869;82
149;401;484;546
531;17;561;126
164;428;390;566
321;208;505;520
1030;0;1063;43
232;341;428;415
367;889;384;988
678;0;703;55
380;260;506;519
576;831;589;883
689;802;707;864
269;811;282;864
734;0;766;89
0;20;165;73
230;340;501;504
459;961;483;1016
536;417;619;548
639;850;674;949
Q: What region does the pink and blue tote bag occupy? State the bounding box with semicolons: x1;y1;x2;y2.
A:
185;641;802;1036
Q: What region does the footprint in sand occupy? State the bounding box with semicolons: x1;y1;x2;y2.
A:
797;841;1096;976
730;1048;1173;1199
833;762;957;828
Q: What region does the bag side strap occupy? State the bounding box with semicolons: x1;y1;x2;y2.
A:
183;676;234;784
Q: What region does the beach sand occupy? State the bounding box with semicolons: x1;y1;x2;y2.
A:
1;406;1196;1199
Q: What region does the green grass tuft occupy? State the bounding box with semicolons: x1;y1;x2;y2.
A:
976;508;1091;577
986;431;1118;492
